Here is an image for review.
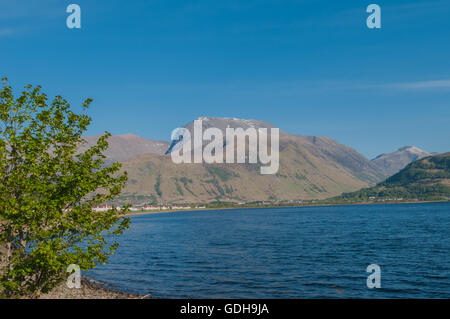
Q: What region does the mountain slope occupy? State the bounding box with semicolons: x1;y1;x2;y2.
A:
372;146;431;176
335;152;450;202
300;135;386;185
118;144;370;204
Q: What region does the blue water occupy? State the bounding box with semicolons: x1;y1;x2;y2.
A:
88;202;450;298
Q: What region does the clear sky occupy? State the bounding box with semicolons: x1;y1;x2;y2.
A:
1;0;449;159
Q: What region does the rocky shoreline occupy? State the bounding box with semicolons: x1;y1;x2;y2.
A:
40;277;145;299
1;241;143;299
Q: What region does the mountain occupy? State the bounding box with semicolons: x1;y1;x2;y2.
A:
372;146;431;176
335;152;450;202
113;117;387;204
81;134;169;166
166;117;385;184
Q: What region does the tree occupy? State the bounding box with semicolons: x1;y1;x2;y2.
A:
0;79;130;298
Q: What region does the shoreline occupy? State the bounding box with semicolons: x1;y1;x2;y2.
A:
122;199;449;218
40;276;145;299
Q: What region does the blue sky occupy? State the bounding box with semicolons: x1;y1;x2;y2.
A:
1;0;449;159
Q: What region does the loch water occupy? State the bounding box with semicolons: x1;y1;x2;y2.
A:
88;202;450;298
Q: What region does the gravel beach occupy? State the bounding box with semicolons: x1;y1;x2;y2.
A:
40;277;144;299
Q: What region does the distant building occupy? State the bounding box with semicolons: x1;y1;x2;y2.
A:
92;204;113;212
142;205;160;211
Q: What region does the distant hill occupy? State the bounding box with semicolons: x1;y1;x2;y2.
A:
335;152;450;202
114;117;387;204
372;146;431;176
81;134;169;166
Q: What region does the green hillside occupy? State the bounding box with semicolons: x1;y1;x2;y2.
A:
332;152;450;203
